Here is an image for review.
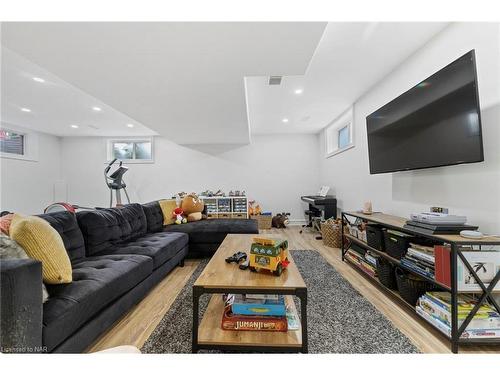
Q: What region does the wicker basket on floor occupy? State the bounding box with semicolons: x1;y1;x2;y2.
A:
321;219;343;248
250;215;272;230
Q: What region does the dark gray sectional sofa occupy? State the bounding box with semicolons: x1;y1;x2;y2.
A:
0;200;258;353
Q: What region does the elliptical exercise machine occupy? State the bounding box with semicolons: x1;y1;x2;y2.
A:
105;158;131;207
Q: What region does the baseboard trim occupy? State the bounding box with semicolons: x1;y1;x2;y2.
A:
288;219;306;226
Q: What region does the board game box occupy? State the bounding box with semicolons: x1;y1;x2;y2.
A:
221;305;288;332
231;294;286;316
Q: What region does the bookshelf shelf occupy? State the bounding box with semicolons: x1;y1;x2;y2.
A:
344;256;452;342
341;211;500;353
345;233;451;291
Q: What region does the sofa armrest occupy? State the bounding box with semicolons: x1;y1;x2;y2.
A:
1;258;43;353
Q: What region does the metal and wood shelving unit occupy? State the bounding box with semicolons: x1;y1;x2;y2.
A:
341;211;500;353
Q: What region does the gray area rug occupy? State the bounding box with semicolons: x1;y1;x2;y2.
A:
142;250;419;353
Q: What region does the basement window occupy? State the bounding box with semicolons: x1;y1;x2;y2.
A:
106;138;154;163
0;129;25;156
325;107;354;158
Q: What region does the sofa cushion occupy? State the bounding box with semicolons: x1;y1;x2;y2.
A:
142;201;164;233
38;211;86;262
77;204;147;256
158;199;177;225
10;214;73;284
43;254;153;352
77;209;126;255
96;232;188;269
162;219;259;244
116;204;147;240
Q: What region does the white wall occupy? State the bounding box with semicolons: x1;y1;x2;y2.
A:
0;128;62;214
59;134;320;223
319;23;500;233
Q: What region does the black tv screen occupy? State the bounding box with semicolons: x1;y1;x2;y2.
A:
366;50;484;174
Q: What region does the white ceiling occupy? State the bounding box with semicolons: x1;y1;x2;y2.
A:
1;22;327;143
1;47;157;137
246;22;449;134
1;22;450;142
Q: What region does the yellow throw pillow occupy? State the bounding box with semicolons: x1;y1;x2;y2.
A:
10;214;72;284
158;199;178;225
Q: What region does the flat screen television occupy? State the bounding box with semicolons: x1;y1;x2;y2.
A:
366;50;483;174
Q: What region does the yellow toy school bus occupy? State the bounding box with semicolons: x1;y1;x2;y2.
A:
249;237;290;276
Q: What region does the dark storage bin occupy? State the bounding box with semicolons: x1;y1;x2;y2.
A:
366;224;385;251
383;230;415;259
395;267;437;306
376;258;397;290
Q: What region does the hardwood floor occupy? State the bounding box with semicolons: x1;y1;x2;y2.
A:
87;226;499;354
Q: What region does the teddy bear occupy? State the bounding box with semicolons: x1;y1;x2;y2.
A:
180;193;205;222
272;212;290;228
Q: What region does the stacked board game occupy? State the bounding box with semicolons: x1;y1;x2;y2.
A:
221;294;299;332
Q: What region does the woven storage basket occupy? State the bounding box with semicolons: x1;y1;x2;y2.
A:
395;267;438;306
321;219;342;248
376;258;397;290
383;230;415;259
366;224;385;251
250;215;272;230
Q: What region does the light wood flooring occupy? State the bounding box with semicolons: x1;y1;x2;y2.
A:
87;226;500;354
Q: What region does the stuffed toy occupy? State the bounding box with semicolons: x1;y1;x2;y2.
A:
272;212;290;228
172;207;187;224
254;204;262;216
181;193;205;222
248;200;256;216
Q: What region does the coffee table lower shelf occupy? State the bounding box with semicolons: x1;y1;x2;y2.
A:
195;294;303;353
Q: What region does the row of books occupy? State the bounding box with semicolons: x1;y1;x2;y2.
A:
416;292;500;338
345;249;378;278
221;294;300;332
400;243;435;279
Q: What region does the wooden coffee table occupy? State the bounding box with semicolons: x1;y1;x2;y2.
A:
192;234;308;353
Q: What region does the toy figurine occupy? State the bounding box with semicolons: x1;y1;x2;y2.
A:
225;252;247;263
172;207;187;224
249;237;290;276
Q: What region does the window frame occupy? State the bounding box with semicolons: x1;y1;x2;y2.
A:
324;107;355;158
0;128;26;157
0;123;39;162
105;137;154;164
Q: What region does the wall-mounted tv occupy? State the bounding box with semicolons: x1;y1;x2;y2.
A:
366;50;484;174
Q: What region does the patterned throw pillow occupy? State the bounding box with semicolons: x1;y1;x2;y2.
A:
0;233;49;303
0;213;13;235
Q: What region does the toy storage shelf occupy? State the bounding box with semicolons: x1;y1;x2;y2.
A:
200;196;249;219
197;294;302;349
341;211;500;354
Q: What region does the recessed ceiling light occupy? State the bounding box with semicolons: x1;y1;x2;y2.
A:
33;77;45;83
282;118;289;123
20;107;31;112
126;123;135;128
70;124;79;129
92;106;102;112
294;89;303;94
